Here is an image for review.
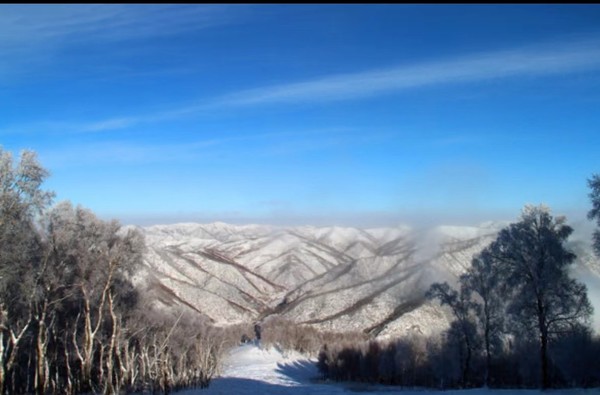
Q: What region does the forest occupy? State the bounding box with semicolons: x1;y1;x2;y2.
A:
0;148;238;394
318;201;600;389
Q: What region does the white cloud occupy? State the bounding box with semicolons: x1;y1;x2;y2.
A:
213;37;600;106
0;4;237;45
80;37;600;131
0;5;242;82
38;139;219;168
82;117;141;132
4;35;600;135
36;128;362;167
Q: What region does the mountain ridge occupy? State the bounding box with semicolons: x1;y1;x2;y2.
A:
135;221;599;338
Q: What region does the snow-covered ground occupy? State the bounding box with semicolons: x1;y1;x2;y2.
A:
176;344;600;395
139;222;600;336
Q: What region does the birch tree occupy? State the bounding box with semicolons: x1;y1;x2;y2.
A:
43;201;143;392
0;148;54;393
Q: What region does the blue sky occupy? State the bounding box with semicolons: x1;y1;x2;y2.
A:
2;4;600;226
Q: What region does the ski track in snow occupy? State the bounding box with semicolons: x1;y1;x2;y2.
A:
176;344;600;395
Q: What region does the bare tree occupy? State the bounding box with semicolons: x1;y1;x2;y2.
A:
588;174;600;257
42;201;144;392
488;205;593;389
0;147;228;394
426;282;478;387
0;148;54;393
460;248;505;386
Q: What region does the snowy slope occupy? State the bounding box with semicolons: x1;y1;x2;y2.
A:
136;221;599;337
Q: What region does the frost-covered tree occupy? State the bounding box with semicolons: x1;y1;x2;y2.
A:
460;248;506;387
588;174;600;257
427;282;478;387
0;148;54;393
0;147;224;393
42;201;144;393
487;205;592;389
0;149;54;312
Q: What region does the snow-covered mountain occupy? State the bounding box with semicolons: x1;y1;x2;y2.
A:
135;221;599;338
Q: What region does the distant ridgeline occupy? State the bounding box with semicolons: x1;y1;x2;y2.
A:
137;220;599;337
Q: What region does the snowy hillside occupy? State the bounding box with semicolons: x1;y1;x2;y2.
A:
136;221;598;338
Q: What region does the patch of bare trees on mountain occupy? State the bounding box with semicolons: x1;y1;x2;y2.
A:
0;149;224;394
258;317;367;356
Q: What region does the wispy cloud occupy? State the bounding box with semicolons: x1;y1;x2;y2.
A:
4;36;600;135
0;4;238;46
214;37;600;106
37;127;364;168
0;5;242;80
39;140;208;168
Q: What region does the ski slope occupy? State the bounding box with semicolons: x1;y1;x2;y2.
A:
177;344;600;395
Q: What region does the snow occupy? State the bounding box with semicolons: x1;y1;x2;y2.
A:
175;343;333;394
217;343;315;387
139;222;600;336
177;344;600;395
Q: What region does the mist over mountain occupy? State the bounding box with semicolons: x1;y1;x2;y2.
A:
134;221;600;338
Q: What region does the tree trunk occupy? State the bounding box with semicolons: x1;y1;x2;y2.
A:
103;293;117;395
81;291;94;389
463;336;471;388
35;321;47;395
484;312;491;387
35;302;49;395
79;261;116;391
0;331;5;395
63;332;73;395
540;328;549;390
537;295;550;389
4;320;32;393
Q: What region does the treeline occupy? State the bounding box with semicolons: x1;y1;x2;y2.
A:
0;149;224;394
258;317;368;356
318;327;600;388
319;202;600;389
